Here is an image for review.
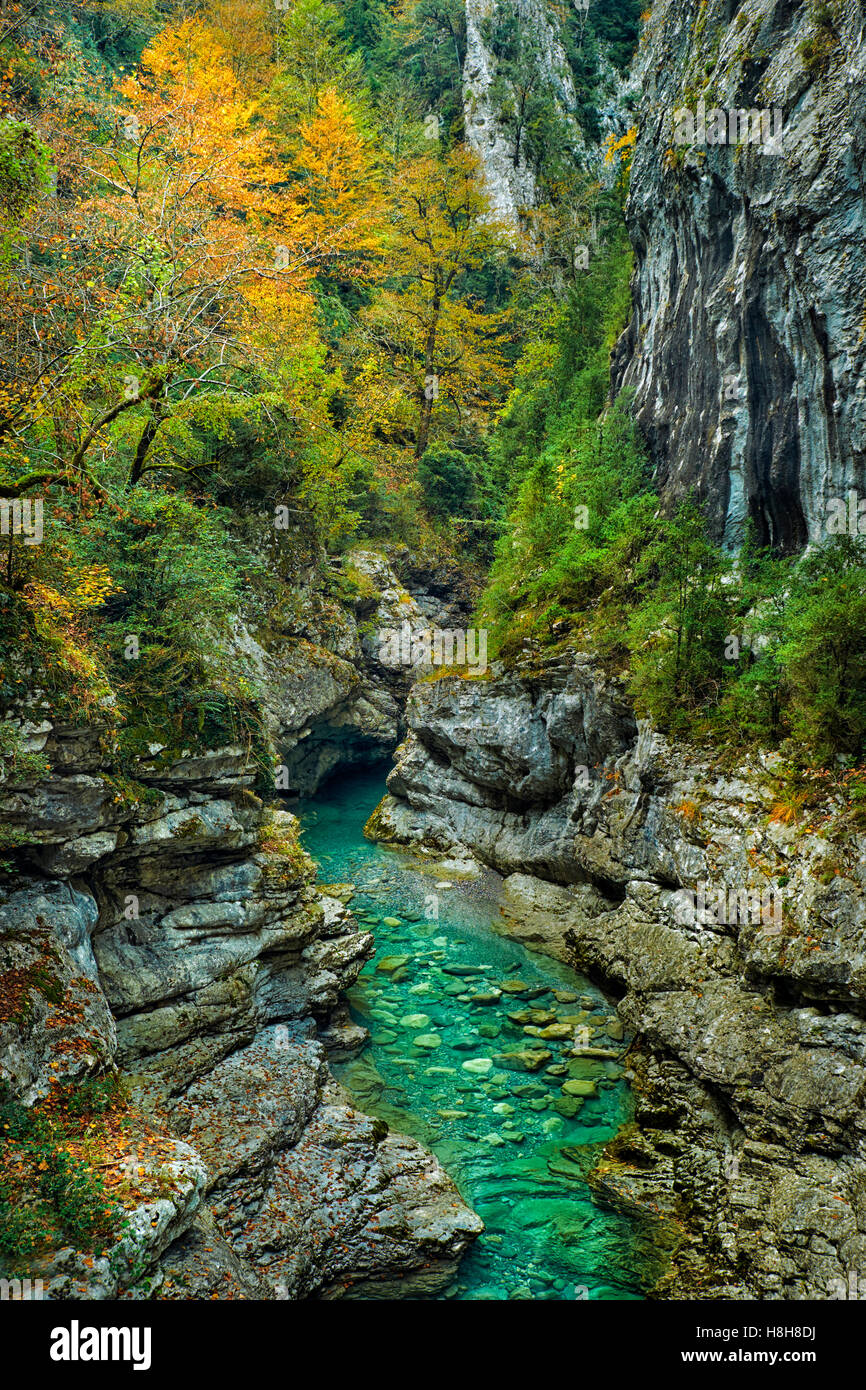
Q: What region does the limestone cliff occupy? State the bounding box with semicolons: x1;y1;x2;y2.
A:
460;0;637;225
462;0;582;222
240;546;478;797
613;0;866;549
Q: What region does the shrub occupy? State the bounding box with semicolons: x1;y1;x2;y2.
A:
418;443;479;520
777;537;866;761
0;1079;125;1264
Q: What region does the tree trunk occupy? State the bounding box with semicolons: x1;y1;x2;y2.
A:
129;403;167;485
415;295;440;460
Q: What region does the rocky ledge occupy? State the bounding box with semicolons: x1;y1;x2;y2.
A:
368;655;866;1299
0;718;481;1299
236;545;479;797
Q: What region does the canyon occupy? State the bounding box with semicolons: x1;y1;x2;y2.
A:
368;655;866;1297
0;554;483;1300
3;0;866;1306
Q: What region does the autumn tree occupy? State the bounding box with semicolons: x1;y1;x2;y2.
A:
0;15;325;499
205;0;278;86
293;87;382;284
268;0;365;124
359;146;512;459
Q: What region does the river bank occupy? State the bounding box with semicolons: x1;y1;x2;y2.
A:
298;765;669;1300
366;655;866;1299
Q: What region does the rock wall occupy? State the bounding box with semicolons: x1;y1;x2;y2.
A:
369;656;866;1298
0;573;482;1299
461;0;640;227
462;0;578;222
242;546;478;797
613;0;866;550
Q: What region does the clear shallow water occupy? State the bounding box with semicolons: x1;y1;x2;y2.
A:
297;766;657;1301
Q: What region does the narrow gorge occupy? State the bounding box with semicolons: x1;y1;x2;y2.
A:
1;0;865;1328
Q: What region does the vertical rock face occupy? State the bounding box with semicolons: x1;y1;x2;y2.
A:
613;0;866;549
462;0;601;225
463;0;572;222
239;547;477;797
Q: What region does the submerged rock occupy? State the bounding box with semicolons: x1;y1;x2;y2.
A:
461;1057;493;1075
378;955;411;973
493;1049;553;1074
562;1079;597;1098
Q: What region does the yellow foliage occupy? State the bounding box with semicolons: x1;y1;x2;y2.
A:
72;566;117;611
604;127;637;171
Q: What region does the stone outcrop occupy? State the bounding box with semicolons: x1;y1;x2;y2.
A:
462;0;571;222
369;655;866;1298
237;547;478;796
613;0;866;550
0;712;481;1300
461;0;639;228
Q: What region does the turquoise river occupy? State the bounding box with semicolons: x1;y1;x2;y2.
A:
297;766;661;1301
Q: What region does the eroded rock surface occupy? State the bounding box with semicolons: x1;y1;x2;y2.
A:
234;547;478;796
613;0;866;549
371;654;866;1297
0;712;481;1299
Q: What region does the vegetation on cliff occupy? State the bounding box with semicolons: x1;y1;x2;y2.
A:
478;139;866;774
3;0;862;787
0;0;637;769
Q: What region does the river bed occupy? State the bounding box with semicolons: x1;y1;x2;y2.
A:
297;766;657;1301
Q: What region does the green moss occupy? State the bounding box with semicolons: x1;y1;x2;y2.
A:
335;562;381;606
680;0;725;103
257;813;315;882
28;965;64;1008
0;920;65;1025
362;798;397;844
170;813;207;839
0;722;50;784
0;825;36;852
798;0;842;75
101;773;162;810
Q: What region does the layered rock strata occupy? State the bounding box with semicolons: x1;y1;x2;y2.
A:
0;716;481;1299
369;655;866;1298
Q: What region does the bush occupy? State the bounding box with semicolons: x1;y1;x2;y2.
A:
625;501;736;730
66;489;266;755
777;537;866;761
0;1080;123;1264
479;389;654;661
418;443;479;519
